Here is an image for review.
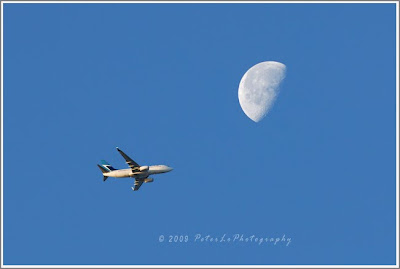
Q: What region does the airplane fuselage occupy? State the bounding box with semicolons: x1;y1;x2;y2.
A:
103;165;173;179
98;147;173;191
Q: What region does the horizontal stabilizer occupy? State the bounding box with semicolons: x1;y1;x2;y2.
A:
103;176;108;181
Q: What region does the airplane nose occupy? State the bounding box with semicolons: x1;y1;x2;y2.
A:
167;166;173;172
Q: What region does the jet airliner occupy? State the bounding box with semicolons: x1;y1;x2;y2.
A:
97;147;173;191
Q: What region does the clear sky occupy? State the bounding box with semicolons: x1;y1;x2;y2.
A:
3;2;397;266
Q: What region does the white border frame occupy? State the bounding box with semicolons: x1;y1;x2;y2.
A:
1;1;398;268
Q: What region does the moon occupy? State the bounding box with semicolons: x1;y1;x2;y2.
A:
238;61;286;122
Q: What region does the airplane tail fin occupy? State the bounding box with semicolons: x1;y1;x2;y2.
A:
97;165;110;181
98;161;116;181
99;160;116;171
97;164;109;173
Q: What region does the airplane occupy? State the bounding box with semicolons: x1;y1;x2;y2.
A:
97;147;173;191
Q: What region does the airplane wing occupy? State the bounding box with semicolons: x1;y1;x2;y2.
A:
132;179;144;191
116;147;140;169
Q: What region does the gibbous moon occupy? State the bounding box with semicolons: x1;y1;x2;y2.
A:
238;61;286;122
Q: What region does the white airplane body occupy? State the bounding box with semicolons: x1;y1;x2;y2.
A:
97;147;173;191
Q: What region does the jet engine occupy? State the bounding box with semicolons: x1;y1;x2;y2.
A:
144;178;154;183
139;166;149;171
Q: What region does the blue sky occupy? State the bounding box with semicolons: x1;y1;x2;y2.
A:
3;2;397;265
